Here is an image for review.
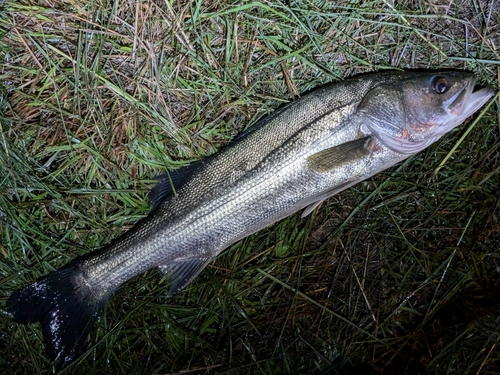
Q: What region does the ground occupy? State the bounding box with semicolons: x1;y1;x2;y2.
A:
0;0;499;374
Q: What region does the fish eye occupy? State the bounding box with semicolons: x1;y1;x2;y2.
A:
431;76;449;94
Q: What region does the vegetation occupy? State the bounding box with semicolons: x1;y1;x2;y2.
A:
0;0;499;373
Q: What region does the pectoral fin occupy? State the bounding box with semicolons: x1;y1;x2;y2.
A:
159;257;212;297
307;136;372;172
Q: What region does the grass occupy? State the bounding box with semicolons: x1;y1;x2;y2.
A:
0;0;499;374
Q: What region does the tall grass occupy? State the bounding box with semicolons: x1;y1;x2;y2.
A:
0;0;499;374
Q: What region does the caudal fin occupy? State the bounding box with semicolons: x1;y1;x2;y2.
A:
7;261;107;368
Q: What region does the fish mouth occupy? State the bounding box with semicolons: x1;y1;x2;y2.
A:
425;77;495;143
443;77;494;125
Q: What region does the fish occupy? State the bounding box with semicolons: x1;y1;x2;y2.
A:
6;71;494;368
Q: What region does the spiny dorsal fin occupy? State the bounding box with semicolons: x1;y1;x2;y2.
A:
307;136;372;172
159;257;212;297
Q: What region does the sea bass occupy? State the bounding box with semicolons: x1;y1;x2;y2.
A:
7;71;494;367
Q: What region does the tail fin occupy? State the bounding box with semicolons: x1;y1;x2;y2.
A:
7;261;107;368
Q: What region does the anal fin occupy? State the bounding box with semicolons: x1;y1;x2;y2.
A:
159;257;212;297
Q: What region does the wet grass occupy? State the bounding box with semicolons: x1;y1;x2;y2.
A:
0;0;499;374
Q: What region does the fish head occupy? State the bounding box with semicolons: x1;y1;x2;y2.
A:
358;72;495;154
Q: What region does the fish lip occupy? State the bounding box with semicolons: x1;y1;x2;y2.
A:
443;76;475;117
464;84;496;117
444;77;495;120
443;86;467;116
436;78;495;139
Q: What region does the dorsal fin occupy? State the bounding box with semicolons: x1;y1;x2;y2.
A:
148;162;201;209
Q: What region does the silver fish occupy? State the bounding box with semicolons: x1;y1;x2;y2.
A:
7;71;494;367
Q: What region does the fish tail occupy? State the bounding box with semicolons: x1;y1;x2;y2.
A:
6;261;107;367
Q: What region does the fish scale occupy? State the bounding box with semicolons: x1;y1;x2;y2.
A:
6;71;494;367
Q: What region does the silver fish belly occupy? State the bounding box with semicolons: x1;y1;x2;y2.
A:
7;71;494;367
